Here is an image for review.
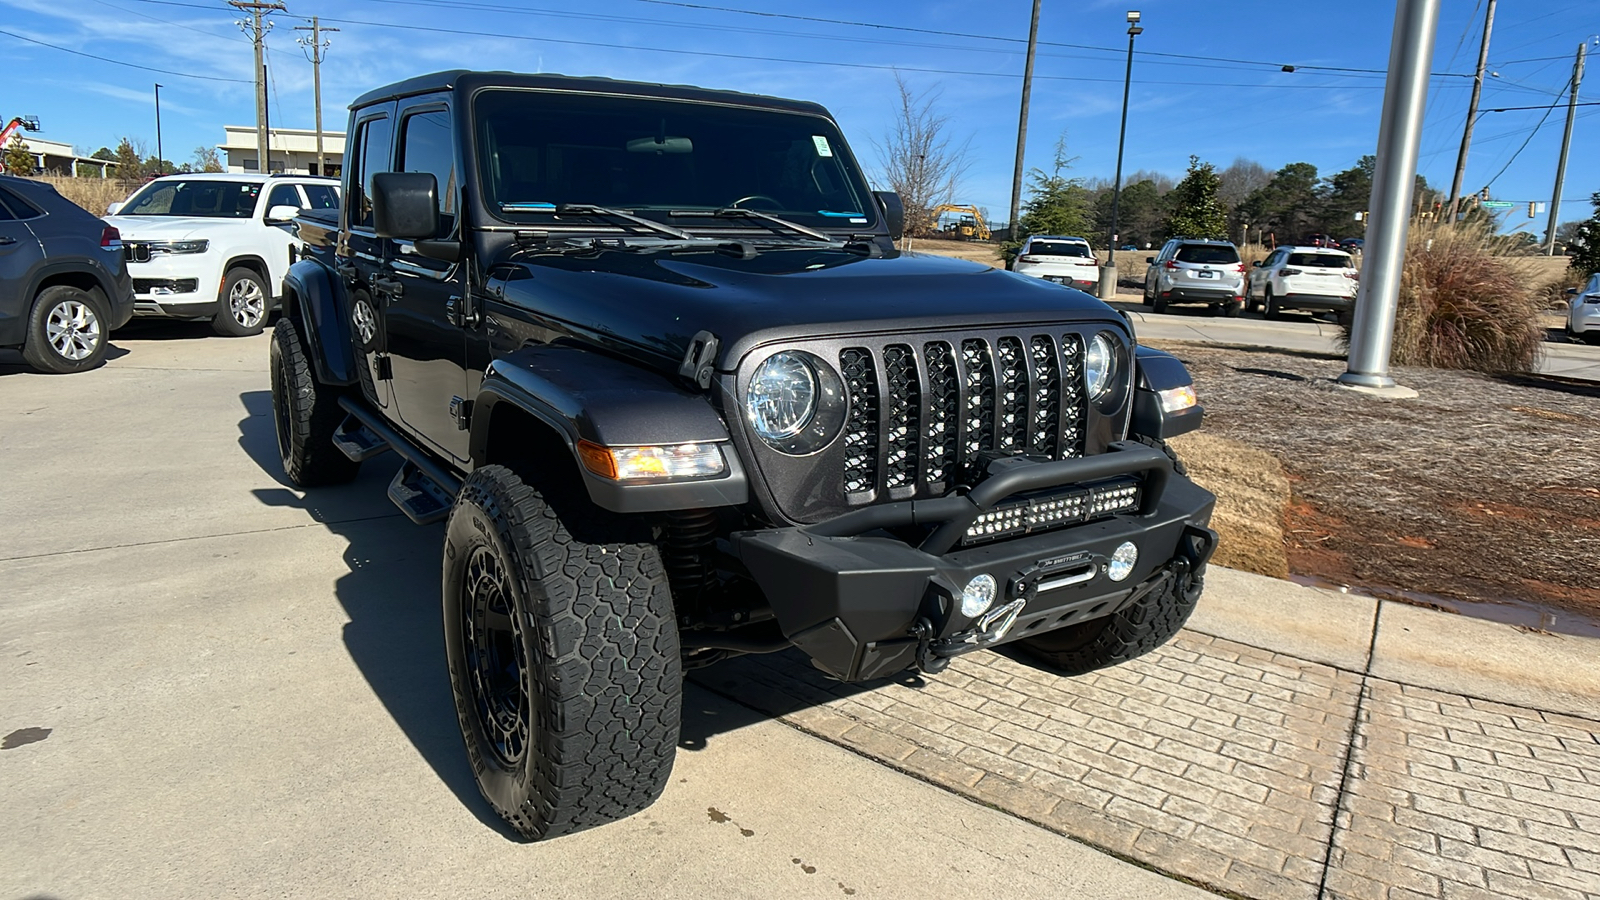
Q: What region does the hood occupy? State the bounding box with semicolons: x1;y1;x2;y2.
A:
105;216;253;241
495;245;1122;372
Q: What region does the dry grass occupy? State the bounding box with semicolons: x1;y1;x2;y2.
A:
1169;431;1290;579
34;175;135;217
1340;221;1545;373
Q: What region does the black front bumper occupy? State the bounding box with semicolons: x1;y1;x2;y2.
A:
731;442;1218;682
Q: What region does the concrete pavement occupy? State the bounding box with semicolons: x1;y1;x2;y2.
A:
1106;301;1600;382
0;327;1213;900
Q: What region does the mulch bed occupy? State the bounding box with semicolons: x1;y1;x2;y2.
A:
1150;341;1600;636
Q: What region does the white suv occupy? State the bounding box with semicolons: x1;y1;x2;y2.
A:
1246;246;1359;322
1010;235;1100;291
1142;239;1246;316
107;174;340;336
1568;272;1600;344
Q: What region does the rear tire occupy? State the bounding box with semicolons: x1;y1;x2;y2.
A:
1152;295;1169;314
443;465;682;840
22;285;109;374
1265;287;1283;320
213;267;270;337
270;319;360;486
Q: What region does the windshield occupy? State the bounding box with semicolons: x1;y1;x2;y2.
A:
1288;252;1352;268
475;89;876;231
120;180;261;218
1028;241;1091;257
1174;244;1240;264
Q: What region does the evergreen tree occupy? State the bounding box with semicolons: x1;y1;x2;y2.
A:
113;138;144;180
4;135;36;176
1240;161;1320;241
1566;193;1600;276
1016;135;1093;242
1163;156;1228;240
1318;155;1375;236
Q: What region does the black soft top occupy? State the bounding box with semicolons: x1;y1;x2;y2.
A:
350;70;831;118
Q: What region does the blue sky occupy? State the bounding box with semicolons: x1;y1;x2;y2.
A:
2;0;1595;234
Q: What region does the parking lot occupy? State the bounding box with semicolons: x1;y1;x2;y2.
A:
0;326;1214;900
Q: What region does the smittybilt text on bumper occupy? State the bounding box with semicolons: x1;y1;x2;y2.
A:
734;441;1217;682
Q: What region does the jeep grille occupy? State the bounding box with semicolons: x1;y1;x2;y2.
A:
837;333;1085;499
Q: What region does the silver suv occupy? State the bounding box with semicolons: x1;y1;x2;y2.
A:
1142;238;1246;317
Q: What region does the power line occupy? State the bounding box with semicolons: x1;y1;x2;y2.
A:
1481;72;1573;189
0;27;252;82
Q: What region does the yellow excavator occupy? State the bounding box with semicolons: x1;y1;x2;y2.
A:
932;204;992;241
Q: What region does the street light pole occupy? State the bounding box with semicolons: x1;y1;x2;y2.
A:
1338;0;1441;393
154;83;164;175
1007;0;1043;243
1098;10;1142;300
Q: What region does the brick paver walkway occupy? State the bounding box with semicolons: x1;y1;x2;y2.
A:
692;632;1600;900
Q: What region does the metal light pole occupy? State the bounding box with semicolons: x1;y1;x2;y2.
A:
1338;0;1441;393
1007;0;1043;242
153;83;164;175
1098;10;1141;300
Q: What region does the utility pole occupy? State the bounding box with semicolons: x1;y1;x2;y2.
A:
295;16;338;177
1099;10;1143;300
153;83;163;175
232;1;285;177
1338;0;1440;395
1446;0;1495;222
1545;40;1587;256
1006;0;1042;242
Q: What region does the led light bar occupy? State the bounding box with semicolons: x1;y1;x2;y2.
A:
962;478;1142;545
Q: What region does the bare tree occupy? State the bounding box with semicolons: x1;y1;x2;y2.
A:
874;73;971;247
1217;157;1271;211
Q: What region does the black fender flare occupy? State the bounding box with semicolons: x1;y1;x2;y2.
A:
1130;345;1204;440
281;259;357;386
471;344;749;513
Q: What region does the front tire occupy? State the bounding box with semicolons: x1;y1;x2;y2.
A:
270;319;359;486
214;267;270;337
443;465;682;840
1265;287;1283;320
22;286;109;374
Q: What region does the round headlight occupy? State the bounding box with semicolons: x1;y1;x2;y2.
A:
960;574;997;618
746;351;818;442
1085;332;1117;400
1107;541;1138;582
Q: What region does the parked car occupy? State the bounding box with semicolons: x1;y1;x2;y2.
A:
1247;245;1359;322
273;69;1217;841
1303;233;1338;248
1118;244;1137;251
1339;237;1364;252
0;174;134;373
106;173;339;337
1142;238;1246;316
1569;272;1600;344
1010;235;1100;290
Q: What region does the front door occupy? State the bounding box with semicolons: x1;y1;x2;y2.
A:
0;188;45;328
339;103;396;410
382;98;470;463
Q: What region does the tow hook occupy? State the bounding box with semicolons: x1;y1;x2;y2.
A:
917;596;1031;672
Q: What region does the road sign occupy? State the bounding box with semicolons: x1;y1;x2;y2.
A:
1481;200;1517;209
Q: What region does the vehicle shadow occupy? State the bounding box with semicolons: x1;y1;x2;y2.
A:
0;345;130;377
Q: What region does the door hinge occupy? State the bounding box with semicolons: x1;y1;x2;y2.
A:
449;396;473;431
374;356;393;381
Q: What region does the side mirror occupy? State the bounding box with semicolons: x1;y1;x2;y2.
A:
371;171;439;240
106;201;123;215
1252;260;1263;267
266;204;300;224
1145;257;1155;264
874;191;904;241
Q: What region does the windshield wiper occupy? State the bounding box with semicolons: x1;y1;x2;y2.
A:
510;203;699;240
671;207;834;242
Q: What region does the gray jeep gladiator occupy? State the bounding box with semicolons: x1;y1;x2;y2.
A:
271;70;1218;840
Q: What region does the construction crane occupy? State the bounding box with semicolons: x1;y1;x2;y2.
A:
0;116;42;173
932;204;992;241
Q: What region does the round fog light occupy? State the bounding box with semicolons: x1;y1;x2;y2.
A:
960;574;997;618
1107;542;1138;582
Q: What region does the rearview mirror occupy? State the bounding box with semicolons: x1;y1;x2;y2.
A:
626;136;693;154
265;204;300;224
874;191;904;241
106;201;123;215
371;172;439;241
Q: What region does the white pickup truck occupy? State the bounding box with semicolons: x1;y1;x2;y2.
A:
107;173;339;336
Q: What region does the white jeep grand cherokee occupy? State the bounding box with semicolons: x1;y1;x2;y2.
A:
107;173;339;336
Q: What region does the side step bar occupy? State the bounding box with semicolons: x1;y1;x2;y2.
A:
337;397;463;525
331;415;391;462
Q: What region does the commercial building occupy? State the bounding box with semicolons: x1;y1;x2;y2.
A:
218;126;346;177
5;137;118;177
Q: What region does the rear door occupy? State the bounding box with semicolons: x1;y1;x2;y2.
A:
0;188;47;337
383;96;470;463
341;103;396;410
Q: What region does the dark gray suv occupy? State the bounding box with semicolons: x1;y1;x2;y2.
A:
1;175;135;373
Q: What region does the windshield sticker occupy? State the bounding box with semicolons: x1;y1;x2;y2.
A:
500;201;557;211
811;135;833;158
816;210;863;217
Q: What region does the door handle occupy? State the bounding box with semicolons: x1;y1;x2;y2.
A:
0;236;16;246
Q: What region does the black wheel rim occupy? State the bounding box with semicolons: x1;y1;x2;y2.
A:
462;545;531;769
272;352;293;463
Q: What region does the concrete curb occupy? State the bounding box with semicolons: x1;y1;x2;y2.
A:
1189;566;1600;719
